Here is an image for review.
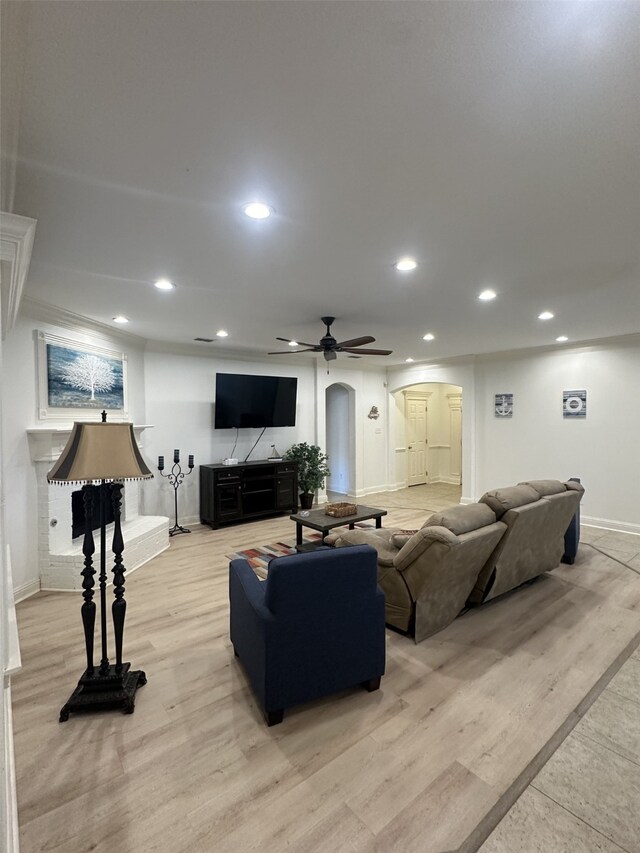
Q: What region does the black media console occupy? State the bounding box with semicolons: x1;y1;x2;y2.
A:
199;460;298;529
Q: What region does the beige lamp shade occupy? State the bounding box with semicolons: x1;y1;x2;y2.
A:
47;422;153;483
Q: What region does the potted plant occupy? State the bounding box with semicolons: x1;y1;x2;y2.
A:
283;442;330;509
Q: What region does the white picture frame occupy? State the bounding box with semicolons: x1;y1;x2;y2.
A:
37;331;129;422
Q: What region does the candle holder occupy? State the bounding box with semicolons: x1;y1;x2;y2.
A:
158;450;194;536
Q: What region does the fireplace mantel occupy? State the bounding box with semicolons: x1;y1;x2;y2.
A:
26;424;168;591
26;424;153;463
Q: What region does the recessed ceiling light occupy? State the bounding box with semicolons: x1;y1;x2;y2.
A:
556;335;569;342
288;340;298;347
216;329;229;338
113;316;129;324
242;202;272;220
478;289;497;301
538;311;554;320
422;333;435;341
395;257;418;272
405;357;414;363
154;278;175;291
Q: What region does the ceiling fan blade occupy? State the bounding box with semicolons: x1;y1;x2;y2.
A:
275;337;318;347
334;336;375;348
340;347;393;356
267;348;317;354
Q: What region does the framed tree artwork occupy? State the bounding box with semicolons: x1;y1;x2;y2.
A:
37;331;129;421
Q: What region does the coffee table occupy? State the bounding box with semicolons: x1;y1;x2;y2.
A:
290;504;387;552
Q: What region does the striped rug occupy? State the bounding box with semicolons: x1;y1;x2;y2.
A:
226;523;376;579
226;534;323;579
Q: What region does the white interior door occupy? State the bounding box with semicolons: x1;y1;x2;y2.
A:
406;396;428;486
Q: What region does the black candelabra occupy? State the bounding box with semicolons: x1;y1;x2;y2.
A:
158;449;194;536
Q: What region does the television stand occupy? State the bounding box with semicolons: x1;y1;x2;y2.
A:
199;460;298;528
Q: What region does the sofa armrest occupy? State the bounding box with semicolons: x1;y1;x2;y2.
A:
229;559;272;620
393;526;457;572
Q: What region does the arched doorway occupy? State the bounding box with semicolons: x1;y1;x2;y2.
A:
392;382;463;490
325;382;356;496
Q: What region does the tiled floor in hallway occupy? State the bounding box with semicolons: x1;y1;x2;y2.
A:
480;525;640;853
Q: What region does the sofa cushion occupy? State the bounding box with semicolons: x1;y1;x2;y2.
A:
519;479;566;497
421;503;496;536
326;528;398;566
479;484;540;518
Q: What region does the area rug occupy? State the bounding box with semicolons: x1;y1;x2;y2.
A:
226;535;323;579
226;523;376;579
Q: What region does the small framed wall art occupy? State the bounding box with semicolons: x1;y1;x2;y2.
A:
563;389;587;418
37;331;128;421
494;393;513;418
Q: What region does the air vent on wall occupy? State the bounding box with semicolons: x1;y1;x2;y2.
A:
194;337;215;343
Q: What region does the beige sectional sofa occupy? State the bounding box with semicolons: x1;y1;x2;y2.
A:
327;478;584;642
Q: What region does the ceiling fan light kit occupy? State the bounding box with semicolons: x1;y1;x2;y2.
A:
268;316;392;362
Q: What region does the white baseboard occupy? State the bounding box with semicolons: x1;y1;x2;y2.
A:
353;484;389;498
581;516;640;536
13;578;40;603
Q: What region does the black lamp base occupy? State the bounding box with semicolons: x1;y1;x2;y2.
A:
59;664;147;721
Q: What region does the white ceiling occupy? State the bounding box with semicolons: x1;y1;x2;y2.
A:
13;1;640;365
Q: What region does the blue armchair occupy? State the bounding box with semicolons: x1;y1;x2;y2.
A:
229;544;386;725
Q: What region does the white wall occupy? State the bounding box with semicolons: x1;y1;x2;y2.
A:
474;337;640;531
142;349;316;523
315;362;389;499
1;313;147;595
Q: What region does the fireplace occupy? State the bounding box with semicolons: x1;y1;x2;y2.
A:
27;425;170;591
71;484;116;540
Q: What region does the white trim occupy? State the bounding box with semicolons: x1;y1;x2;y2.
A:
0;212;36;340
3;681;19;853
21;297;147;347
12;580;39;606
402;389;434;400
4;548;21;676
353;484;389;498
581;518;640;536
27;424;153;463
429;474;461;486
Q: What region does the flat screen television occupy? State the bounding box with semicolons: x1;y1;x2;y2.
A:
214;373;297;429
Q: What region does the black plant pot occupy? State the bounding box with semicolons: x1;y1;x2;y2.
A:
299;493;314;510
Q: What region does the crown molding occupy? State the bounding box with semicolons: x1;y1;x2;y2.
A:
472;332;640;363
19;297;149;348
0;212;36;339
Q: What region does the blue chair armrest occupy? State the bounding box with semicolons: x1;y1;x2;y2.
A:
229;559;271;620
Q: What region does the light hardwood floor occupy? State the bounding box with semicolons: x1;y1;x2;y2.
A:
12;488;640;852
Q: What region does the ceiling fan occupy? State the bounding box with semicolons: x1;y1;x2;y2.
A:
268;316;393;362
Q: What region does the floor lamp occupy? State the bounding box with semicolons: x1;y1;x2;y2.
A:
48;416;153;721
